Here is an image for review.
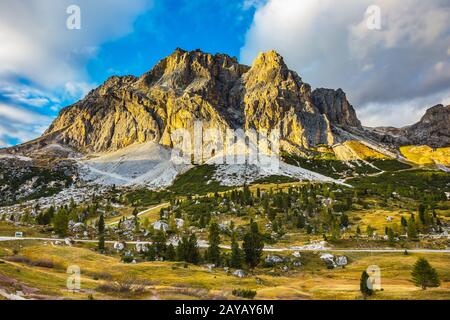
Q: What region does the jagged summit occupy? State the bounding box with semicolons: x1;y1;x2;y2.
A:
16;49;361;155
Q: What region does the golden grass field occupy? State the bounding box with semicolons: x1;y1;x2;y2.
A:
400;146;450;166
0;241;449;300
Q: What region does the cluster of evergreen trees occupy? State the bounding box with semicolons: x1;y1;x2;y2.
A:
133;219;264;269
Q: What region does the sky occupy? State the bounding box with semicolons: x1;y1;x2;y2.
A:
0;0;449;147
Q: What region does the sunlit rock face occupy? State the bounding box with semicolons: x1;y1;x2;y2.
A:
36;49;365;156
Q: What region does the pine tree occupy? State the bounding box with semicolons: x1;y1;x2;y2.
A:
187;233;200;264
98;214;105;253
230;232;243;269
418;204;426;224
296;214;306;229
400;216;407;227
152;230;167;259
407;217;418;239
166;243;176;261
360;271;373;299
52;208;69;237
340;213;349;228
411;258;440;290
206;221;221;266
387;227;395;246
243;220;264;268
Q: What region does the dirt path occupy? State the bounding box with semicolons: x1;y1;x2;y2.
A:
1;236;449;253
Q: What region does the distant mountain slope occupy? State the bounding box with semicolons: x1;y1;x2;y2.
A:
371;104;450;148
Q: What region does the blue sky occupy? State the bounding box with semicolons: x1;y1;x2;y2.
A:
86;0;258;82
0;0;449;147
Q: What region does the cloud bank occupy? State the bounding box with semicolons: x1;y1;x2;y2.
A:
240;0;450;127
0;0;153;147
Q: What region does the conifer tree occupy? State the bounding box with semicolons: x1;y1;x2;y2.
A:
187;233;200;264
411;258;440;290
52;208;69;237
407;216;418;239
98;213;105;252
230;232;243;269
243;220;264;268
152;230;167;259
166;243;176;261
360;271;373;299
206;221;221;266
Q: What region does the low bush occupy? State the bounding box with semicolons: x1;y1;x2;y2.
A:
232;289;257;299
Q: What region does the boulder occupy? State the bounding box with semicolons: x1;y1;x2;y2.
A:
320;253;336;268
265;255;284;264
335;256;348;267
233;269;246;278
152;220;169;231
175;218;184;229
135;242;148;253
113;242;125;251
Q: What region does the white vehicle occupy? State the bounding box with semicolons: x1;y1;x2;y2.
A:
15;231;23;238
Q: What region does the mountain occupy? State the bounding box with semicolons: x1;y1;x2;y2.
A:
372;104;450;148
1;49;449;199
9;49;364;157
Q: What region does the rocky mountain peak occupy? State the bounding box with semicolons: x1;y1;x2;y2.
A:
245;50;302;88
143;48;248;92
8;49;374;156
404;104;450;148
312;88;362;128
420;104;450;123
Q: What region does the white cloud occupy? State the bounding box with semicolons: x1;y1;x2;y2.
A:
0;103;51;124
0;0;153;146
241;0;450;127
0;82;61;108
0;0;153;88
0;102;52;146
64;81;96;100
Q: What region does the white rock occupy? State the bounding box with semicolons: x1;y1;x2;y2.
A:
265;255;283;264
113;242;125;251
64;238;74;246
135;242;148;253
152;220;169;231
233;269;246;278
335;256;348;266
175;218;184;229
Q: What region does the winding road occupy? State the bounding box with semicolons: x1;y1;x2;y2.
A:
0;236;449;253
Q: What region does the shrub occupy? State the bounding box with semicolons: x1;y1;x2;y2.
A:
5;256;54;268
232;289;257;299
33;259;54;268
96;277;150;294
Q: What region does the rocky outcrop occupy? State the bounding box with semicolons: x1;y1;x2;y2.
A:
371;104;450;148
403;104;450;148
242;51;333;151
312;88;361;128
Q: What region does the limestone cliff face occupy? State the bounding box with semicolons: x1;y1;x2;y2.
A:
41;49;362;155
312;88;361;128
242;51;333;150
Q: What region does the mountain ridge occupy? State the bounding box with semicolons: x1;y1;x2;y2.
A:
1;49;448;174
